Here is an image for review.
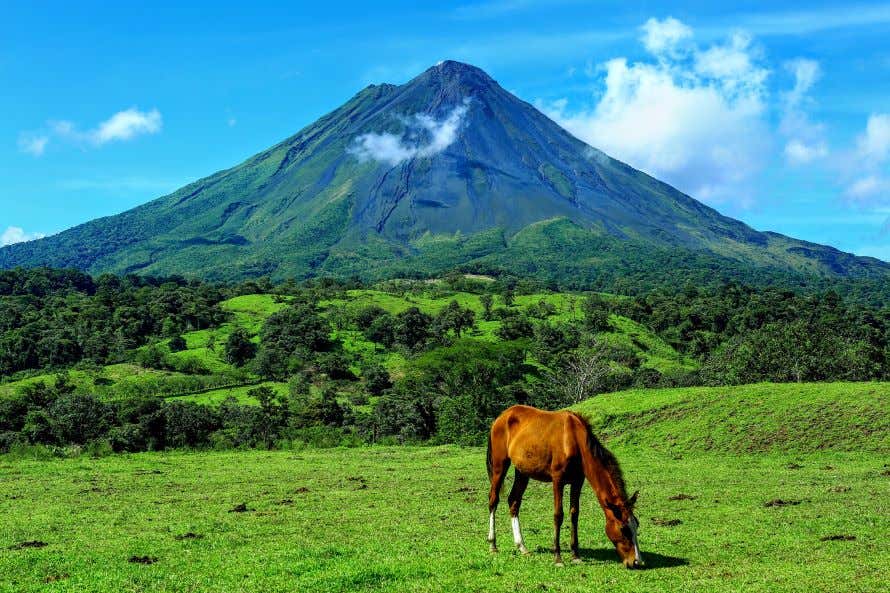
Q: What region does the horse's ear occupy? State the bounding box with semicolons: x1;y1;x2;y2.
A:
629;490;639;508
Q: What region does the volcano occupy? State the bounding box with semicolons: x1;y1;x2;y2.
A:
2;61;887;286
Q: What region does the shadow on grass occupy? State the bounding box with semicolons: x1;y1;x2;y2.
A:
524;547;688;570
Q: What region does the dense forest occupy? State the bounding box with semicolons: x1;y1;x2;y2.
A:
0;267;887;453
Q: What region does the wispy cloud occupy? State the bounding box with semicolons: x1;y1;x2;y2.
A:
780;58;828;165
51;107;162;146
17;133;49;156
842;113;890;205
731;3;890;36
348;99;471;166
1;226;45;247
19;107;162;156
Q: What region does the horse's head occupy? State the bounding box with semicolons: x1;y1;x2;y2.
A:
605;490;642;569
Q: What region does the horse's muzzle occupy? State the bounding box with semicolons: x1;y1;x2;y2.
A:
625;559;644;570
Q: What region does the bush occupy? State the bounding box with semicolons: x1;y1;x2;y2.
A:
497;315;534;340
225;328;256;367
108;423;148;452
363;363;392;395
163;402;219;448
47;393;112;445
169;335;187;352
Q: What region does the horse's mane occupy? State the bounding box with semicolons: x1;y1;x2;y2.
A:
569;411;628;501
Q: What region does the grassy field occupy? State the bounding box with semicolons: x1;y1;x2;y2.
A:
1;383;887;592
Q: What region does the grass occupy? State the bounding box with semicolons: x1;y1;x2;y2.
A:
166;381;288;405
1;382;888;592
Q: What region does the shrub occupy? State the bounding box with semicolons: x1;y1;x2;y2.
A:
108;423;148;453
169;335;187;352
225;328;257;367
47;393;113;445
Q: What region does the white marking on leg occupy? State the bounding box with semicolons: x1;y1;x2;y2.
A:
488;511;496;542
512;515;527;552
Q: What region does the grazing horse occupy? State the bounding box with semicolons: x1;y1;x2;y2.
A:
486;405;642;569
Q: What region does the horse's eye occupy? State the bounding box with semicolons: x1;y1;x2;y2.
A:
620;525;633;539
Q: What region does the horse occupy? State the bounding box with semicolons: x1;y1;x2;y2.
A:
486;405;643;569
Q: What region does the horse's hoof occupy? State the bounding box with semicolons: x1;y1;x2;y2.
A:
519;547;531;556
555;561;565;568
571;557;583;564
490;546;498;554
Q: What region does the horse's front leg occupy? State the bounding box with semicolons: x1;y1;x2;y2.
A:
553;480;565;566
569;480;582;563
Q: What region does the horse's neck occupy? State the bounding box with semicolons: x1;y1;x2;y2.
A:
578;440;625;508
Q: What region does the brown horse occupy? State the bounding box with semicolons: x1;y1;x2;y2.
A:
486;405;642;568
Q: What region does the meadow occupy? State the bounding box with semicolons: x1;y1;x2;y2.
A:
1;382;887;593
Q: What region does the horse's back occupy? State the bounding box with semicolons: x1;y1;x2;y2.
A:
491;406;584;480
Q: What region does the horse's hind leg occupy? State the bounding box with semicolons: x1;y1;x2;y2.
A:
553;480;566;566
487;436;510;552
508;470;530;555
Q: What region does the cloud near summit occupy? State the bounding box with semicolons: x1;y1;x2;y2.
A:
349;99;471;166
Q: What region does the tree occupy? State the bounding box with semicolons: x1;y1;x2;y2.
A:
582;295;611;332
435;300;476;338
551;349;612;405
497;315;534;340
225;328;256;367
480;294;494;321
169;335;187;352
395;307;433;350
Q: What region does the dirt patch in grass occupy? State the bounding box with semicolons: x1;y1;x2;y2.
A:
228;503;250;513
668;493;697;501
128;555;158;564
8;540;47;550
651;518;682;527
820;535;856;542
42;573;69;583
173;532;204;540
765;499;802;507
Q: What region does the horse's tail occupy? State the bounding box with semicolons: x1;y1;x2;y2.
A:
486;430;493;481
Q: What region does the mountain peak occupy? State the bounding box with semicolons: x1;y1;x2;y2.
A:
414;60;496;92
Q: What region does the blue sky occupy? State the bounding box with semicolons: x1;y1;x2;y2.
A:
2;1;890;260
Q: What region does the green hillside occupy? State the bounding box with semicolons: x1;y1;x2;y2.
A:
0;287;692;405
574;382;890;453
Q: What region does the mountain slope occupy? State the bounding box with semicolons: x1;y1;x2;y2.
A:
2;60;888;284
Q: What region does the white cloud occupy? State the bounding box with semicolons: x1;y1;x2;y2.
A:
785;139;828;165
780;58;828;165
853;244;890;261
92;108;162;144
845;175;889;204
856;113;890;164
349;99;471;166
1;226;45;247
17;133;49;156
544;19;769;206
640;17;692;57
19;107;162;154
840;113;890;205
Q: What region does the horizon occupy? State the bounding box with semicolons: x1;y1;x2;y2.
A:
2;1;890;261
